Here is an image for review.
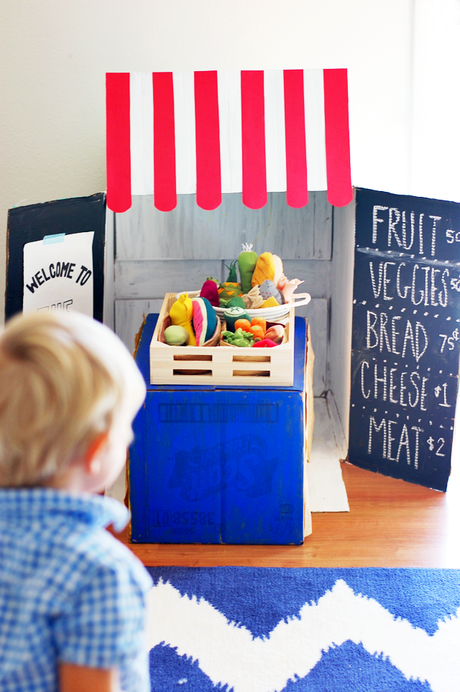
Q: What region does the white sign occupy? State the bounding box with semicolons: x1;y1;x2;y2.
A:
23;231;94;316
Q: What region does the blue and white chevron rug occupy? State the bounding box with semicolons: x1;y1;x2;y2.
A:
145;567;460;692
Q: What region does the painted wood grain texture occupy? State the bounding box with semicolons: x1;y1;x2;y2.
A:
114;260;331;300
115;191;332;260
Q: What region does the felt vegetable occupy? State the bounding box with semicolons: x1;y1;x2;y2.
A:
169;293;196;346
227;296;246;309
238;243;258;294
163;325;190;346
251;252;276;287
252;338;278;348
192;297;217;345
200;279;220;307
245;285;264;309
234;319;252;333
218;260;243;302
222;328;254;347
223;306;251;332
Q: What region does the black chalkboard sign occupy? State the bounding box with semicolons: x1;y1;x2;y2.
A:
6;193;106;322
349;188;460;491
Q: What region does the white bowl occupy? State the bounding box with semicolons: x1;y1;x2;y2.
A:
177;291;312;324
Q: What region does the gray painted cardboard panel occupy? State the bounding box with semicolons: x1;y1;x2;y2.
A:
115;192;332;261
115;260;222;299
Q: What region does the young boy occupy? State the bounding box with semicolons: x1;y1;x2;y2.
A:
0;310;152;692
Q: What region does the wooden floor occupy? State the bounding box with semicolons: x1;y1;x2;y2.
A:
118;461;460;568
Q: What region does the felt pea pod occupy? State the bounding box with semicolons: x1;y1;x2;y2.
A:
238;243;258;295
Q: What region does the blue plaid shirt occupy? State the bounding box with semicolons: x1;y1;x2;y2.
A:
0;488;153;692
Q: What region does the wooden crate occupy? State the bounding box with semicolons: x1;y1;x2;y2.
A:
149;293;295;386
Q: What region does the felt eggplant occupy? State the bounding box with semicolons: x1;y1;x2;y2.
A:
238;243;258;294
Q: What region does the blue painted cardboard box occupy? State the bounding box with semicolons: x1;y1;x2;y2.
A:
129;314;312;544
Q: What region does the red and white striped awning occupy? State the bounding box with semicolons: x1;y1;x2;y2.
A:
106;69;352;213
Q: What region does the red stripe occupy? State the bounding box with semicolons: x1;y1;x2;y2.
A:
152;72;177;212
283;70;308;208
106;73;131;213
241;71;267;209
323;69;352;207
194;71;222;210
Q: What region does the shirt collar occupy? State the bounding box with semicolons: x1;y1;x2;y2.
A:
0;487;130;532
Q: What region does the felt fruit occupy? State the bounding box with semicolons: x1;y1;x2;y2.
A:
169;293;196;346
259;279;284;304
234;319;252;333
218;260;243;302
200;279;220;307
163;325;190;345
250;317;266;333
264;324;285;344
249;324;265;340
251;252;276;287
238;243;258;294
192;297;217;345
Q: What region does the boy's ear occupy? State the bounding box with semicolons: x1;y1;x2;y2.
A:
83;432;109;475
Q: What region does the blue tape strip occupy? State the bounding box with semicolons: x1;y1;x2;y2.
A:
43;233;65;245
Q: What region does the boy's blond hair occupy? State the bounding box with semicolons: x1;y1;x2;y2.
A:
0;310;146;487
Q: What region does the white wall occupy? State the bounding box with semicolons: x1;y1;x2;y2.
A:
2;0;460;321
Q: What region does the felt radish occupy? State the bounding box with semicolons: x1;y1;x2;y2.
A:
238;243;258;294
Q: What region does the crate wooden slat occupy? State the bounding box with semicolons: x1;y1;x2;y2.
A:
149;293;295;386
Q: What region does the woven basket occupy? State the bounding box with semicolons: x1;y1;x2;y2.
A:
159;314;221;347
220;321;287;348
